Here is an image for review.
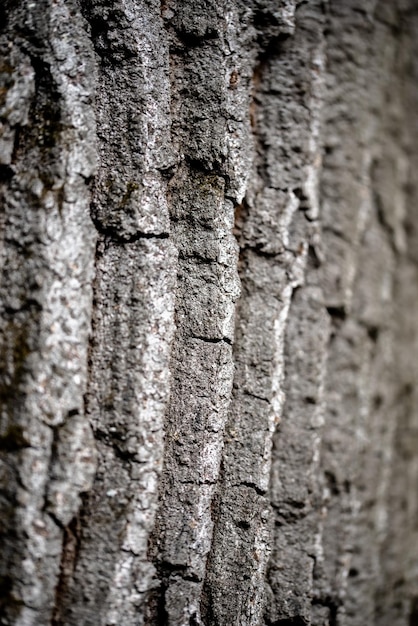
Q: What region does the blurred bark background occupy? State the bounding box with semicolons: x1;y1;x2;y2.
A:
1;1;418;624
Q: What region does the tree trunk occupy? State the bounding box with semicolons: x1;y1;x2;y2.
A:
1;1;418;625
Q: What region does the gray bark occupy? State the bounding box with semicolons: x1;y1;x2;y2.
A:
1;1;418;625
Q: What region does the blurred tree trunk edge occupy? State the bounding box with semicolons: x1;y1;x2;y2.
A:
1;1;418;625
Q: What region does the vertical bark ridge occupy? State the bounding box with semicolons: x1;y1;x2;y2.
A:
149;3;243;622
55;2;177;625
247;3;329;624
312;2;417;624
202;3;328;625
0;1;97;624
367;3;418;625
312;2;382;619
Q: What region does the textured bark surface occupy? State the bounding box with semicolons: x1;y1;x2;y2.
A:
1;1;418;625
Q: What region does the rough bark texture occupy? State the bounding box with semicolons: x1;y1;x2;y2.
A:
1;1;418;625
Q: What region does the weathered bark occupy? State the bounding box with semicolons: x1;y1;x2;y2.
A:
1;1;418;625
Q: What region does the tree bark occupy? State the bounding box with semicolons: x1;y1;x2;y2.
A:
1;1;418;625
